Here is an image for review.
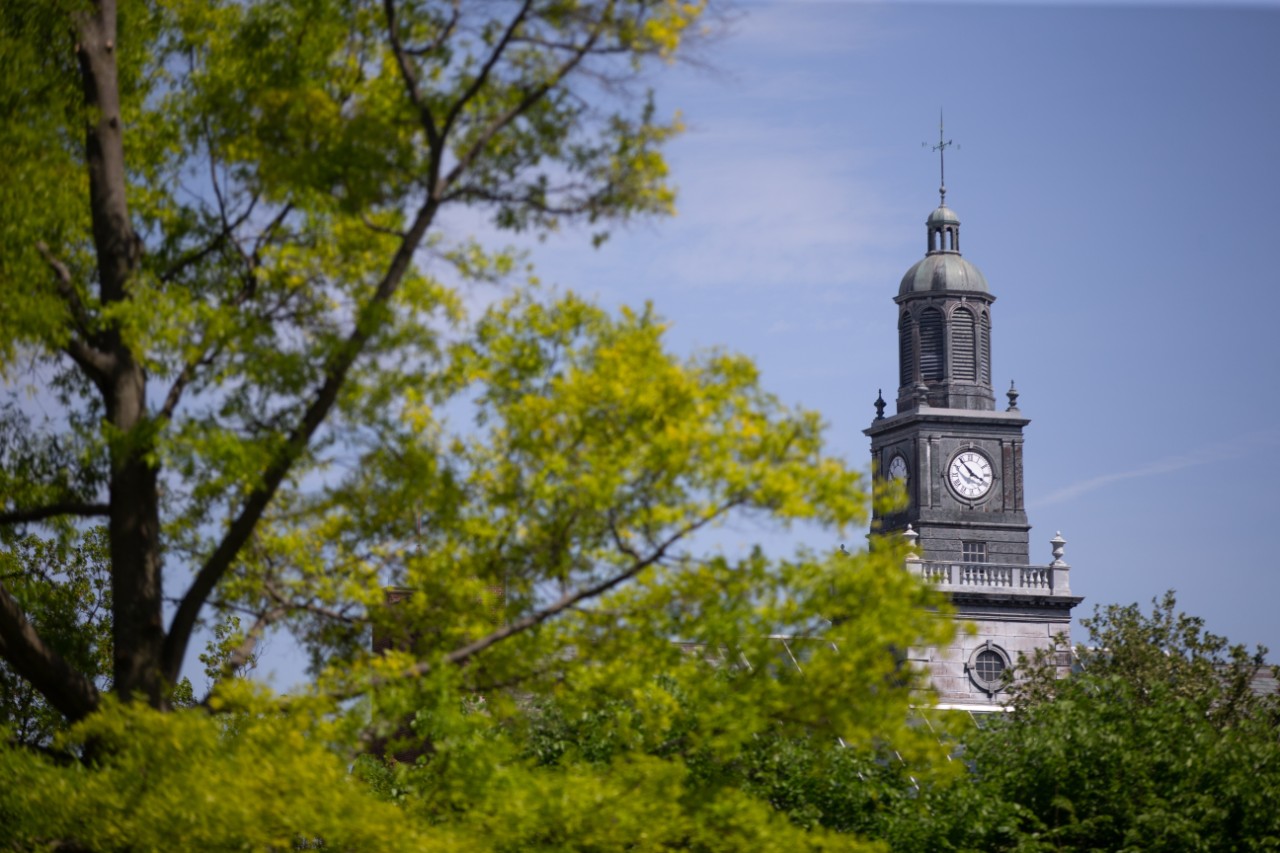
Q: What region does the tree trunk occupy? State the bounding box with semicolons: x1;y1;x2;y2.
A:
107;360;165;708
76;1;167;708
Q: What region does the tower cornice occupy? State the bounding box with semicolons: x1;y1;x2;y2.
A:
864;407;1029;438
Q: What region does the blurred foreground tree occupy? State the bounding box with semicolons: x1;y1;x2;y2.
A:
1;0;698;719
0;1;960;848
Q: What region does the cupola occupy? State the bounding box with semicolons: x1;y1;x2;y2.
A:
898;204;989;296
894;196;996;412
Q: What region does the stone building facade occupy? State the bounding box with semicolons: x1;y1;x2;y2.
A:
865;186;1082;711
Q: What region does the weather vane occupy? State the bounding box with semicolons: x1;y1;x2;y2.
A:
923;110;958;206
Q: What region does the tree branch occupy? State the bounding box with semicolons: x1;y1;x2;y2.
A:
262;578;363;625
0;580;100;723
251;202;294;261
35;242;91;334
404;2;459;57
0;502;110;527
156;196;259;285
198;603;288;706
361;213;408;239
159;201;290;422
328;499;746;702
35;241;114;386
383;0;443;151
441;23;600;193
161;196;442;684
438;0;533;141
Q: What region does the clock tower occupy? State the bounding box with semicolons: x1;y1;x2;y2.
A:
864;172;1082;709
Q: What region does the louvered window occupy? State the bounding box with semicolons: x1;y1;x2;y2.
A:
979;311;991;384
919;308;944;381
952;307;976;381
898;311;913;388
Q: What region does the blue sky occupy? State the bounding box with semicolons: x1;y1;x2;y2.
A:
497;1;1280;656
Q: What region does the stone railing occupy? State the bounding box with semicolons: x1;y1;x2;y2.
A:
915;560;1069;595
903;528;1072;595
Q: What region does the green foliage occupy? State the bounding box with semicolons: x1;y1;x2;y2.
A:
0;529;112;746
0;696;452;851
1;0;711;716
892;593;1280;853
198;613;261;689
0;0;969;848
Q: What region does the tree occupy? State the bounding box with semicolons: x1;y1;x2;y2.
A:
0;0;701;720
0;289;959;848
889;593;1280;853
0;1;961;848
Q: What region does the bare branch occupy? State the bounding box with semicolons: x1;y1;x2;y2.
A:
0;580;100;722
441;183;604;218
442;500;742;669
0;502;110;527
158;348;213;423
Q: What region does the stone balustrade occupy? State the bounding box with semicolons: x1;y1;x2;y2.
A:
915;560;1070;595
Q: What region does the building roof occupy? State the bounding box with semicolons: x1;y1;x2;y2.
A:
926;205;961;226
898;252;989;296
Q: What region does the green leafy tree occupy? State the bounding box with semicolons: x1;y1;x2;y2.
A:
0;0;699;722
889;593;1280;853
0;1;963;847
0;291;959;848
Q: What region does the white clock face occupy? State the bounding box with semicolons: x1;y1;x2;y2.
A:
948;450;994;500
888;455;908;481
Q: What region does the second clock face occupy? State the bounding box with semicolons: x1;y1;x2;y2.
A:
888;454;908;481
948;450;994;500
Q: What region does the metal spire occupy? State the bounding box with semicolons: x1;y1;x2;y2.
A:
923;110;957;206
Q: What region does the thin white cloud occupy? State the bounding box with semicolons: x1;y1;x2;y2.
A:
636;127;913;289
726;3;886;57
1034;431;1280;508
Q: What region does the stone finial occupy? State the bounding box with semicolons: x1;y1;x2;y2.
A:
903;524;921;562
1006;380;1020;412
874;389;886;421
1050;531;1068;568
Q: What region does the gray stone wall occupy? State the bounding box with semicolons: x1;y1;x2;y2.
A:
911;616;1072;706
